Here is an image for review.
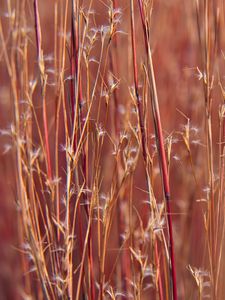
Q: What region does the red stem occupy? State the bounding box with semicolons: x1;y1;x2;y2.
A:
137;1;177;299
130;1;165;299
71;3;95;299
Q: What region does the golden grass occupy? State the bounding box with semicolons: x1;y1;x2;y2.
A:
0;0;224;299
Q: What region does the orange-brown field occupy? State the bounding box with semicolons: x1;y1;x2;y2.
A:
0;1;225;299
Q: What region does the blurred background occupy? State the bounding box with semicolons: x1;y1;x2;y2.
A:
0;0;225;299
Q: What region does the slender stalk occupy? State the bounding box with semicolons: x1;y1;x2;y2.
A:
130;1;164;299
33;0;52;180
137;1;177;299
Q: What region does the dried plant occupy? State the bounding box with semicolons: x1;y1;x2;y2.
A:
0;0;225;299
